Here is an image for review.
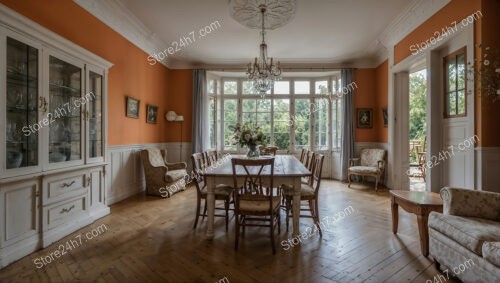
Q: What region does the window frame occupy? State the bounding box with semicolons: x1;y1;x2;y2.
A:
443;47;467;118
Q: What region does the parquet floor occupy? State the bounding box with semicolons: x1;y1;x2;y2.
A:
0;180;456;283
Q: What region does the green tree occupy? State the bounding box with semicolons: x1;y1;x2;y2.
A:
409;70;427;162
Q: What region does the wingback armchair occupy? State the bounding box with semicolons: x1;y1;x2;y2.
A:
348;148;386;191
140;148;188;197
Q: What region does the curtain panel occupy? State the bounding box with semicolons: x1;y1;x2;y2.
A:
192;69;207;153
340;69;355;181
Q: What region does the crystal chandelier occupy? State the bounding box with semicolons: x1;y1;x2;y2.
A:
246;4;282;95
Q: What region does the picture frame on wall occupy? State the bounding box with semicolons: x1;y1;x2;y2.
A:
146;104;159;124
382;107;388;127
357;108;373;128
126;96;140;118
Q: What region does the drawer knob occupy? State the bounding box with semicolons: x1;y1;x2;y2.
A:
61;180;76;188
60;204;75;214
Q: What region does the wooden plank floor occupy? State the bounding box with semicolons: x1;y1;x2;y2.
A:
0;180;457;283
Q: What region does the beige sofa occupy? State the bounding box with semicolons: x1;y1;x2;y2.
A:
429;187;500;282
140;148;188;197
348;148;386;190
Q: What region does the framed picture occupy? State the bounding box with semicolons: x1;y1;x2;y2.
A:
357;108;373;128
126;96;140;118
146;104;158;124
382;108;388;127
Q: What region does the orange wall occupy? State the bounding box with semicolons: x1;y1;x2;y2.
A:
166;70;192;142
0;0;171;146
375;60;389;143
354;68;377;142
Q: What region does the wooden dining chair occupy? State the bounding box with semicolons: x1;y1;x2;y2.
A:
231;157;281;254
299;148;308;163
259;146;278;156
191;153;233;231
302;150;315;185
205;150;218;166
284;153;325;237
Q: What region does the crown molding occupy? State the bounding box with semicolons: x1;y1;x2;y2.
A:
73;0;170;68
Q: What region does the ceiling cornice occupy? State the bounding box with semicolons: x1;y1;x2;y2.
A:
74;0;451;69
73;0;170;68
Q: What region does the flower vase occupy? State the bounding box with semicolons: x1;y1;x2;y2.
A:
246;144;260;158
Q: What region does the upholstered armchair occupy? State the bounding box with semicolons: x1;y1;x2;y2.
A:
140;148;188;197
348;148;386;191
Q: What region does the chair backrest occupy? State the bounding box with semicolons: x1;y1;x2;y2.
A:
205;150;218;166
260;146;278;156
360;149;386;167
191;152;207;191
305;150;315;170
310;153;325;196
141;148;166;168
300;149;307;163
231;157;274;199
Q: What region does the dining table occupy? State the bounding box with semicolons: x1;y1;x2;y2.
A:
201;154;312;240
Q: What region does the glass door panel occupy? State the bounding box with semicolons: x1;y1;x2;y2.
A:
88;71;103;159
48;56;81;163
5;37;39;169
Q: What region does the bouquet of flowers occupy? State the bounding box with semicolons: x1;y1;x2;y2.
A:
230;122;268;157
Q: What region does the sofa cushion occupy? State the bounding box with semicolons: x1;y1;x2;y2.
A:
348;166;378;174
429;212;500;256
482;242;500;267
165;169;188;183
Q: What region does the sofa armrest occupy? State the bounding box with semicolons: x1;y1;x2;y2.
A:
349;158;360;167
166;162;187;170
440;187;500;221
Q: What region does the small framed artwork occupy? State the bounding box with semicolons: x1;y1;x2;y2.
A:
357;108;373;128
382;108;388;128
126;96;140;118
146;104;158;124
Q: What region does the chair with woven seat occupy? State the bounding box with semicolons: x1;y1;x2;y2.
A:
302;150;315;185
191;153;233;231
284;153;325;237
205;150;218;166
348;149;386;191
232;157;280;254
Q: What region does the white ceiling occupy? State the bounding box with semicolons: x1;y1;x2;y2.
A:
119;0;412;68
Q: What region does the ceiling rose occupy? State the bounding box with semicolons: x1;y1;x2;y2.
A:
229;0;297;30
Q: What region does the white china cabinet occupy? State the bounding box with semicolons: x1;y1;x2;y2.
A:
0;5;112;268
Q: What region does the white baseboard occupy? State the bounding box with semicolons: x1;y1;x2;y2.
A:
106;142;192;205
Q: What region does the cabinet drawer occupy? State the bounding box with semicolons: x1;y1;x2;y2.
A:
45;173;86;203
45;195;87;230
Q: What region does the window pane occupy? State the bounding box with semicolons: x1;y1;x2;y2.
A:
294;81;310;94
242;81;255;94
242;99;257;123
294;99;311;149
457;53;465;90
208;80;215;94
257;99;271;137
273;99;290;149
457;90;465;115
448;92;457;116
224;99;237;150
274;81;289;94
209;98;216;149
315;80;328;94
314;98;329;150
223;81;237;95
446;57;457;92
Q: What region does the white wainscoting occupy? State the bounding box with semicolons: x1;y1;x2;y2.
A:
106;142;192;205
475;147;500;193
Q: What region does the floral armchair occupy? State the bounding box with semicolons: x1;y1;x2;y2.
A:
348;148;386;191
140;148;188;197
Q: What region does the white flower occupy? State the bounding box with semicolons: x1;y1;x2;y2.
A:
484;60;490;66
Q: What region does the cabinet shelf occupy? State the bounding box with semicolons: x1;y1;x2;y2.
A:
49;83;80;93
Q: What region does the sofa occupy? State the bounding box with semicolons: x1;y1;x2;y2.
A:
140;148;188;197
428;187;500;282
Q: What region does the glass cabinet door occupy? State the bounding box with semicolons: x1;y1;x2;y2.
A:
88;71;103;160
48;56;82;164
5;37;39;169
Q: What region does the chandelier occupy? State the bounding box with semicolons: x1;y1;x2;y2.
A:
246;4;282;95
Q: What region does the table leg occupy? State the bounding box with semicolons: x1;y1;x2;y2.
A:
292;177;301;238
206;177;215;240
417;214;429;257
391;197;399;234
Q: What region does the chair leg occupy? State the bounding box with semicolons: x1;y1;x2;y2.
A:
201;199;207;221
193;196;201;229
224;197;230;232
314;199;322;237
375;175;379;191
348;173;352;188
234;214;240;250
270;214;276;254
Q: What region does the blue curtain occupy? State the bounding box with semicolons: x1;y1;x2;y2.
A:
340;69;355;181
